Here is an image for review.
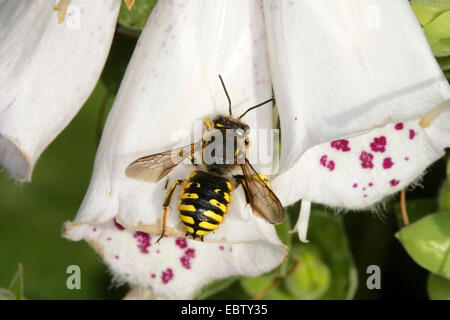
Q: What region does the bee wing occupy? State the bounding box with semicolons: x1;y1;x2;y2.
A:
240;159;284;224
125;141;201;183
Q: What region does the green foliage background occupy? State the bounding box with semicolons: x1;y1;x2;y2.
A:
0;0;449;300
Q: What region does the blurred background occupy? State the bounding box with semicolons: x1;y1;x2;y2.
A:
0;0;449;299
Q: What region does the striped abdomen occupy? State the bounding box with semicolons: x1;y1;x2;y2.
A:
178;171;232;239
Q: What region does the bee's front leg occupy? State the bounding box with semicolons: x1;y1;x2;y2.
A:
156;179;184;244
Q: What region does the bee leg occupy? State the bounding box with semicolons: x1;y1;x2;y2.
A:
200;236;204;242
156;179;184;244
164;178;169;190
156;207;169;244
202;117;212;130
189;155;198;166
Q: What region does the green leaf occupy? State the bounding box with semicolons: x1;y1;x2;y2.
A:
411;0;450;26
396;213;450;278
427;273;450;300
439;179;450;213
445;71;450;83
276;209;293;248
240;211;357;301
0;288;16;300
8;264;24;300
424;11;450;57
438;56;450;72
101;36;136;95
117;0;158;31
284;248;330;299
393;198;439;227
195;276;240;300
240;276;294;300
305;209;358;299
275;208;294;276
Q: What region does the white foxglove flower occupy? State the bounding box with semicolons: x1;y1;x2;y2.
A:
0;0;120;181
35;0;449;297
64;0;287;299
267;0;450;242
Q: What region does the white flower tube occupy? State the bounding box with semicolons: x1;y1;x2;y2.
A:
274;104;450;209
65;0;287;299
0;0;120;181
265;0;450;241
275;103;450;242
263;0;450;172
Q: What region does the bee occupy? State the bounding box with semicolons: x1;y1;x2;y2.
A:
125;75;284;242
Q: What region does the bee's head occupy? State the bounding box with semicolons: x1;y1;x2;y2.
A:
200;75;273;165
213;115;250;132
200;115;250;165
213;115;250;147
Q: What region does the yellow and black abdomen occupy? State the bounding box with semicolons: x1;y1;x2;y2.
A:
178;171;232;239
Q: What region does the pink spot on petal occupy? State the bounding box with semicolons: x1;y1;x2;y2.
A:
161;268;174;284
219;245;224;251
115;255;119;260
320;155;328;166
409;130;416;140
405;157;409;161
370;136;387;153
369;182;373;187
330;139;351;152
294;116;298;121
133;231;151;254
185;248;195;258
390;179;400;187
175;237;188;249
359;151;374;169
114;218;125;231
383;157;394;169
92;228;97;232
320;155;336;171
180;255;191;269
327;160;335;171
394;123;404;130
151;274;156;278
364;194;368;198
107;237;112;241
353;183;358;188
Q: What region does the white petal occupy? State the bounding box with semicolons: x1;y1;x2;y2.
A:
291;200;311;243
72;0;279;245
273;106;450;209
263;0;450;172
64;220;287;299
0;0;120;181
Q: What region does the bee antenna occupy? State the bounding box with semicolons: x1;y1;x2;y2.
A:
218;75;232;116
238;98;274;119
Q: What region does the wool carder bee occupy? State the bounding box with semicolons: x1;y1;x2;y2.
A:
125;76;284;242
